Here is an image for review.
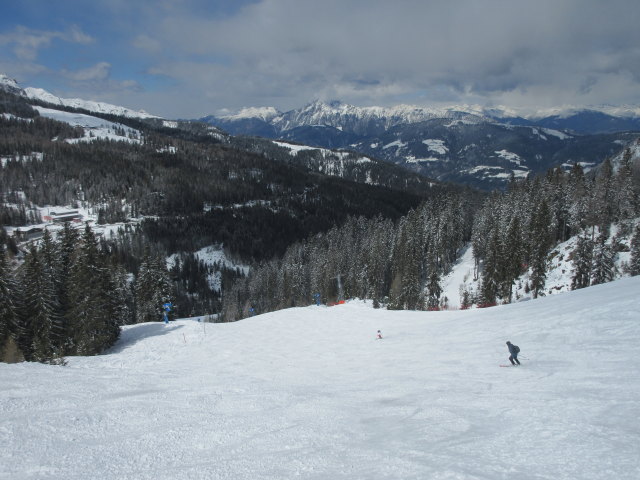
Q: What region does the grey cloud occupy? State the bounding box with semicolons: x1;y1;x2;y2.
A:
114;0;640;115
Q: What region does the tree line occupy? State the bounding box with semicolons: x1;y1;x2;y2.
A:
0;223;174;363
221;147;640;320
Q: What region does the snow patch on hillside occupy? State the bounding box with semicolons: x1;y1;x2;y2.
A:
34;106;143;144
272;140;316;155
382;139;407;150
541;127;571;140
422;139;448;154
405;156;440;164
495;149;523;165
465;165;528;179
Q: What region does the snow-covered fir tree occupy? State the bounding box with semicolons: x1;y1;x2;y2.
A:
571;233;594;290
135;249;174;323
0;246;21;362
66;224;120;355
629;225;640;276
591;233;616;286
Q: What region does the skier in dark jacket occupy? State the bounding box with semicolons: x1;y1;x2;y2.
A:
506;341;521;365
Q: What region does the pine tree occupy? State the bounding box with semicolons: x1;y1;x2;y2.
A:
529;200;553;298
479;228;501;306
56;222;80;349
628;225;640;276
135;249;174;323
592;158;614;228
615;149;637;220
591;233;616;285
566;163;588;234
67;224;120;355
110;264;134;325
21;245;58;361
425;269;442;310
39;229;66;353
500;217;524;303
0;247;22;362
571;233;593;290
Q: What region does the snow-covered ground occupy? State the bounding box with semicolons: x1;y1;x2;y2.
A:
1;277;639;479
34;106;143;144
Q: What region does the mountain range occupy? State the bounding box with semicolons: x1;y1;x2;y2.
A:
203;100;640;188
3;73;640;189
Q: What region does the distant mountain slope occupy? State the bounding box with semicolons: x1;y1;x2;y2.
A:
532;109;640;134
22;87;160;120
204;100;640;189
1;77;451;264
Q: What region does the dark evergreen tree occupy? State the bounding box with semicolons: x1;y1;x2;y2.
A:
110;264;135;326
479;228;501;306
591;158;614;229
591;233;616;286
56;222;80;345
500;217;525;303
66;224;120;355
614;150;637;220
528;200;553;298
571;233;594;290
39;229;66;352
0;247;21;361
628;225;640;276
425;269;442;310
134;250;174;323
20;245;58;361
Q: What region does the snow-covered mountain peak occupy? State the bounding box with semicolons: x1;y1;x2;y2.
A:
526;104;640;120
23;87;160;119
1;73;160;119
0;73;22;93
219;106;280;121
266;100;488;135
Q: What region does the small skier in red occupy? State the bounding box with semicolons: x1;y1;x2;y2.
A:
377;330;383;339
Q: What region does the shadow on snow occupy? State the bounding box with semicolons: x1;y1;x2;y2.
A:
106;322;185;355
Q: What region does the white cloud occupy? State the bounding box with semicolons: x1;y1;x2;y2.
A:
62;62;111;82
0;25;93;61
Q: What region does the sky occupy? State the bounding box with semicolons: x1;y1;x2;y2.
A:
2;0;640;119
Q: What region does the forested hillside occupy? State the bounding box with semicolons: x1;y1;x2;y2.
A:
222;150;640;321
0;85;462;362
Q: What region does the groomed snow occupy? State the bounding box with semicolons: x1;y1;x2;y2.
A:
1;277;639;479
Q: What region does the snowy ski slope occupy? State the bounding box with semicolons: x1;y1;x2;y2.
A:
1;277;639;479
